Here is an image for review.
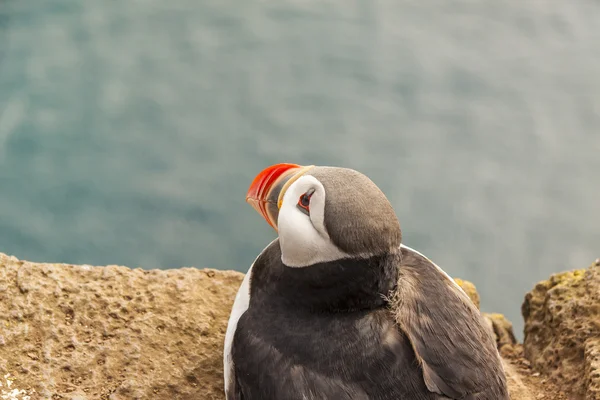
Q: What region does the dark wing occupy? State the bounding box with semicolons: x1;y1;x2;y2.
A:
391;245;510;400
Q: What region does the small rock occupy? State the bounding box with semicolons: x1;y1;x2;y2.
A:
484;313;517;349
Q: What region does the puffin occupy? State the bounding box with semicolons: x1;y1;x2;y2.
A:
224;163;509;400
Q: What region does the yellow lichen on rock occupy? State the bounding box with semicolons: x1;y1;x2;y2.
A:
522;260;600;399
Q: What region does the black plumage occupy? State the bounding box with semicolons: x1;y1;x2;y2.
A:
229;240;509;400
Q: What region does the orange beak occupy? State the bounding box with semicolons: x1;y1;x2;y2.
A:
246;163;314;230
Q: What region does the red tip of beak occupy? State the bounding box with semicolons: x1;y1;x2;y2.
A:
246;163;302;229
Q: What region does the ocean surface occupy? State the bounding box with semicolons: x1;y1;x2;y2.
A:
0;0;599;338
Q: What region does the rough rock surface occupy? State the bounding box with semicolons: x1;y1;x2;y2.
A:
485;313;518;349
0;250;595;400
0;252;243;400
586;338;600;400
522;259;600;400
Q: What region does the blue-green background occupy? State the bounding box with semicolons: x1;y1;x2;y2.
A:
1;0;599;338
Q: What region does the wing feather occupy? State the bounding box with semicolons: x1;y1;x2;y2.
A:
392;245;510;400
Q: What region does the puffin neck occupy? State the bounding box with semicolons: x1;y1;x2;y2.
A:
274;253;400;313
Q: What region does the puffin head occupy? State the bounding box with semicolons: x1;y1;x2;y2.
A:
246;163;401;267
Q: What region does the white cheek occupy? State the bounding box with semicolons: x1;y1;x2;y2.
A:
277;176;350;268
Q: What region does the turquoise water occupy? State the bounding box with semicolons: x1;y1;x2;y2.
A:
0;0;599;337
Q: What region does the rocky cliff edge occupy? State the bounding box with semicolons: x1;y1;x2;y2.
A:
0;252;598;399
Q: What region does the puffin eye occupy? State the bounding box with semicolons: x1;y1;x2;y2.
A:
296;188;315;215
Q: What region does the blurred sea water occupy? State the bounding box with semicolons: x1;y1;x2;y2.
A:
0;0;599;337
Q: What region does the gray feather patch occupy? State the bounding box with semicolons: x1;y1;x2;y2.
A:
307;167;401;256
391;247;510;400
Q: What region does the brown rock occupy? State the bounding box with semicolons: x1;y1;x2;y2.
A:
485;313;518;349
0;252;243;399
586;339;600;400
522;260;600;399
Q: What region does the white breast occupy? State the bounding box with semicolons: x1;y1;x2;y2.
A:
223;238;277;399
